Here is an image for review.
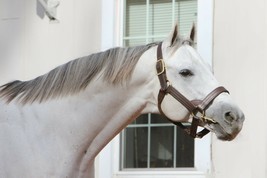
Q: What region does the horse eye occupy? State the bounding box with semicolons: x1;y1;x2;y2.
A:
179;69;193;77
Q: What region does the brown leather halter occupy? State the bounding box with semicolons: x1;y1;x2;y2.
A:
156;42;229;138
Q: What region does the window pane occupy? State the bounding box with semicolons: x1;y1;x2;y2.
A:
124;38;146;47
176;126;194;167
130;114;148;125
148;0;173;36
175;0;198;35
123;127;148;168
150;126;174;168
125;0;146;38
151;114;169;124
148;36;166;43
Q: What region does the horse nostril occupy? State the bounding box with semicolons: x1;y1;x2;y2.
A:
224;111;236;124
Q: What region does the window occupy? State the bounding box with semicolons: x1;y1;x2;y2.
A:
97;0;213;177
121;0;198;170
121;114;194;169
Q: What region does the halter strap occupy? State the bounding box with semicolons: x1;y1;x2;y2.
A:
156;42;229;138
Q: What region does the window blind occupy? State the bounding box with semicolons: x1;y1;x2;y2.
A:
124;0;197;46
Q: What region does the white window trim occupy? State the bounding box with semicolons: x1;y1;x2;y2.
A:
97;0;214;177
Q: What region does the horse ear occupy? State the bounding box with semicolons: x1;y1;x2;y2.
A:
190;23;195;42
165;23;178;47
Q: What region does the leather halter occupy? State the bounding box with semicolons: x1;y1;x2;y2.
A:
156;42;229;138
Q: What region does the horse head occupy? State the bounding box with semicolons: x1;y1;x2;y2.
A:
155;24;245;141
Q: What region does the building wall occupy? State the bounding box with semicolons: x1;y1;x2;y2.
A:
0;0;102;83
212;1;267;178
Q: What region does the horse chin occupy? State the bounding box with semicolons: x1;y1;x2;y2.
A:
205;123;240;141
215;131;236;141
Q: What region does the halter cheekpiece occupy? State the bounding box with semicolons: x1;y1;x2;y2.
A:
156;42;229;138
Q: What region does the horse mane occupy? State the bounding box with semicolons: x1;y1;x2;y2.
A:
0;43;158;104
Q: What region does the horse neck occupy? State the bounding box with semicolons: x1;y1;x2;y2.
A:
71;48;158;175
37;50;158;176
0;46;159;177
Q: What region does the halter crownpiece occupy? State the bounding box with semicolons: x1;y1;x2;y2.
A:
156;42;229;138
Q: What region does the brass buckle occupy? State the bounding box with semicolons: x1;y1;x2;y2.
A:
157;59;165;75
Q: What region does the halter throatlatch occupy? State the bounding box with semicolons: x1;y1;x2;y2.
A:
156;42;229;138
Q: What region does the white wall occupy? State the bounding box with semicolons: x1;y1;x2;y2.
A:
0;0;102;83
212;1;267;178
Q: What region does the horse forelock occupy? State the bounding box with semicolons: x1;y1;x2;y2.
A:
0;43;158;104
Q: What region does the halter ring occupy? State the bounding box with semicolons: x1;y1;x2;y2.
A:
191;110;217;124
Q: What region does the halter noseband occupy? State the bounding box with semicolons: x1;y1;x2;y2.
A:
156;42;229;138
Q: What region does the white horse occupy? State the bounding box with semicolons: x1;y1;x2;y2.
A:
0;24;244;178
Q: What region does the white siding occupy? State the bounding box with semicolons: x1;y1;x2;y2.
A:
0;0;102;83
213;1;267;178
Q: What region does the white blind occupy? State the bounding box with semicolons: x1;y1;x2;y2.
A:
176;0;197;34
124;0;197;46
148;0;173;38
124;0;147;46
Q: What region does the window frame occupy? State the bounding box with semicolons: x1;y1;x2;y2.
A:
97;0;214;177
